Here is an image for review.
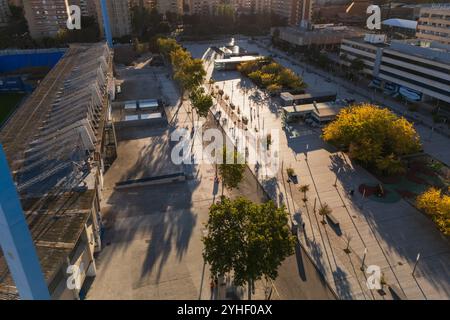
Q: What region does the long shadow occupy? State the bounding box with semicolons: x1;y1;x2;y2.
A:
91;125;201;293
294;242;307;281
261;177;279;205
333;266;353;300
285;126;335;154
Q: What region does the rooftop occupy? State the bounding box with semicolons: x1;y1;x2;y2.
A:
215;55;263;63
0;43;112;300
283;101;346;119
0;190;95;300
0;43;112;197
382;18;418;30
389;40;450;64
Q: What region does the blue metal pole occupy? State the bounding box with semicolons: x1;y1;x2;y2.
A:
0;145;50;300
100;0;113;48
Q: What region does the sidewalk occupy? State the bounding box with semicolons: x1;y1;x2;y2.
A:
201;51;450;300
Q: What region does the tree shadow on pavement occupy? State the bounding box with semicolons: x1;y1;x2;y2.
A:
333;266;352;300
294;242;307;281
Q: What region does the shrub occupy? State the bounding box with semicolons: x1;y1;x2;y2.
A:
416;187;450;235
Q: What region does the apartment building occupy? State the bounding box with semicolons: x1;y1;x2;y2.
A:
22;0;95;39
416;4;450;46
271;0;299;26
185;0;222;15
157;0;183;15
339;35;450;105
0;0;11;26
271;0;313;27
188;0;220;15
129;0;157;11
95;0;132;38
253;0;272;14
23;0;68;38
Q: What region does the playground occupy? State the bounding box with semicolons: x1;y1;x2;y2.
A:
359;158;449;204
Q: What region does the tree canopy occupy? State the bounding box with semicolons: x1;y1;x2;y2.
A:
218;148;246;190
190;87;213;118
157;37;206;94
203;197;295;298
322;104;422;175
238;58;306;94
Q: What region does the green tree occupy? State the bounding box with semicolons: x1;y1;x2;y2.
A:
203;197;296;299
350;58;365;80
174;57;206;93
218;148;246;192
299;184;310;201
317;53;331;70
190;87;213;118
318;203;332;224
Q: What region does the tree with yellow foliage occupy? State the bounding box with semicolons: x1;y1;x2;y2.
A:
157;37;180;60
416;187;450;236
322;104;421;175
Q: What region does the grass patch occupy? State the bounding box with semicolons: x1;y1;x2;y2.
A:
0;92;25;125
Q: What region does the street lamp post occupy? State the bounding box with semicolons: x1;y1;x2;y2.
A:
412;253;421;277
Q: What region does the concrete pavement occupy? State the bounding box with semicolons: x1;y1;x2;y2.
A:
186;40;450;300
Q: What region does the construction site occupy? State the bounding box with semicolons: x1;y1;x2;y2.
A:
0;42;117;299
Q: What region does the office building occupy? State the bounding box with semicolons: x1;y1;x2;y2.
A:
339;35;450;105
340;34;387;77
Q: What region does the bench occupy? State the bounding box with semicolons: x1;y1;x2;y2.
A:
389;285;407;300
326;213;340;226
